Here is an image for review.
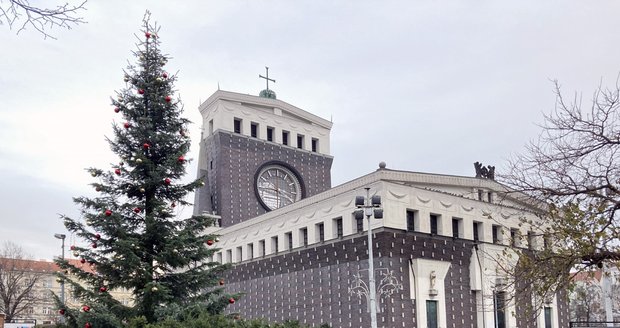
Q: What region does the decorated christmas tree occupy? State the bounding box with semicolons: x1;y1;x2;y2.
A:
55;13;237;327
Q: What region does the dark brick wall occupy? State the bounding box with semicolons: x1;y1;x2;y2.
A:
194;131;333;226
223;229;479;328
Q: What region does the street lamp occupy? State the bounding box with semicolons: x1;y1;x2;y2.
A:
54;234;66;311
354;187;383;328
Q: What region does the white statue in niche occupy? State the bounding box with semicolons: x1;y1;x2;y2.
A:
430;271;437;289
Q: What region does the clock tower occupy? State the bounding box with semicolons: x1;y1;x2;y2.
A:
193;89;333;227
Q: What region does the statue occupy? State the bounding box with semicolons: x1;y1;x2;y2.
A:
430;271;437;289
474;162;495;180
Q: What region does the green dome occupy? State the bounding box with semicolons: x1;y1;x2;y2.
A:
259;89;277;99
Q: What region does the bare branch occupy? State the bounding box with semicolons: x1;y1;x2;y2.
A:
0;0;87;39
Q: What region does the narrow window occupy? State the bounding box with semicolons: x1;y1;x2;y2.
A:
510;228;519;247
285;231;293;250
236;246;242;262
250;122;258;138
426;300;438;328
487;192;493;203
430;214;439;235
494;291;506;328
311;138;319;152
267;126;274;141
473;221;481;242
334;217;343;238
297;134;304;149
528;231;535;250
259;239;265;257
316;223;325;242
208;119;214;135
209;160;213;170
282;130;289;146
300;227;308;246
217;252;222;263
544;307;553;328
492;225;501;244
247;243;254;260
544;234;551;250
452;217;462;238
271;236;279;254
406;210;417;232
226;250;232;263
233;118;242;134
478;189;483;201
355;214;364;233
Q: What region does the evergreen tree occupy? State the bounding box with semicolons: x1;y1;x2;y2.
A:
55;13;237;327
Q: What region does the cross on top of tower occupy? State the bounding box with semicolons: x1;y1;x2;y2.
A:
259;66;277;99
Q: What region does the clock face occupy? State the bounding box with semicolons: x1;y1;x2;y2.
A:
255;164;302;210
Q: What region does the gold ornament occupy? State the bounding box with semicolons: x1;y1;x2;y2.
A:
136;158;143;164
140;187;146;193
151;286;158;292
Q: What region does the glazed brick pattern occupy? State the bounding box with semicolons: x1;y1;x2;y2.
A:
194;131;333;226
223;229;479;328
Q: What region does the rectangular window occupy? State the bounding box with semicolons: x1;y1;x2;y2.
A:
316;223;325;242
233;118;242;134
492;225;501;244
426;300;438;328
355;214;364;233
250;122;258;138
488;192;493;203
430;214;439;235
282;131;289;146
473;221;482;242
478;189;484;201
217;252;222;263
300;227;308;246
334;217;343;238
286;231;293;250
494;291;506;328
247;243;254;260
267;126;274;142
297;134;304;149
544;307;553;328
208;119;214;135
510;228;519;247
452;217;462;238
406;210;417;232
259;239;265;257
271;236;279;254
226;249;232;263
236;246;242;262
528;231;535;250
311;138;319;152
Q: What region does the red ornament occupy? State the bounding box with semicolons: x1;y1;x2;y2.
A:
145;32;151;38
228;298;235;304
164;178;171;185
133;207;142;213
85;323;92;328
114;107;120;113
206;240;214;246
105;209;112;216
82;305;90;312
138;89;145;94
70;245;76;250
80;258;86;264
91;242;97;249
115;168;121;175
178;155;185;163
179;129;185;136
143;143;150;150
219;279;225;285
124;122;131;129
171;202;176;208
99;286;107;293
162;72;168;78
59;309;65;315
165;96;172;102
95;233;101;240
95;186;102;192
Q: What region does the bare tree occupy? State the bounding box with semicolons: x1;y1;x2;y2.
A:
498;79;620;311
0;0;87;39
0;241;43;322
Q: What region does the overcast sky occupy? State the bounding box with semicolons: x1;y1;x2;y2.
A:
2;1;620;260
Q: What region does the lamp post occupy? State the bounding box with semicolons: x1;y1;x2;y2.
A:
354;187;383;328
54;234;66;314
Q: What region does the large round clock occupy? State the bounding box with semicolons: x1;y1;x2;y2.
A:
255;163;303;211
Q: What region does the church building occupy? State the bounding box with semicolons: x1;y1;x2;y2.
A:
193;85;569;328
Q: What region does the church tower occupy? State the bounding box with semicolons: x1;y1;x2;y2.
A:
193;88;333;227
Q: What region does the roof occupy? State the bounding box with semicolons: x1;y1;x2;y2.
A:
0;257;95;274
572;270;603;283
